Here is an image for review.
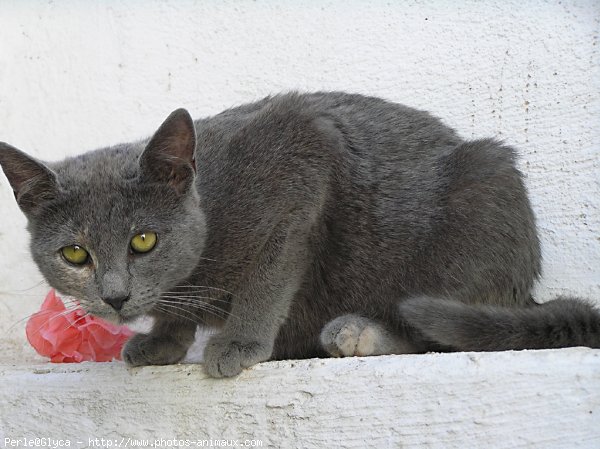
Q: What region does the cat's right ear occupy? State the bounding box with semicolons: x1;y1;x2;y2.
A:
139;108;196;195
0;142;59;215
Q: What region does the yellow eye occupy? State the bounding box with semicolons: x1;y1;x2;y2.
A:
130;232;157;254
61;245;89;265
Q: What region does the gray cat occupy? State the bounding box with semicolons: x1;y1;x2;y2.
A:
1;92;598;377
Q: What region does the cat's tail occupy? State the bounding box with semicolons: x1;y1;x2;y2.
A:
399;296;600;351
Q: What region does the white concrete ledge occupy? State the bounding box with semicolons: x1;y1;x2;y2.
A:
1;348;599;448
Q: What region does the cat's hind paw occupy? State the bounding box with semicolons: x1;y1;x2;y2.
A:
203;334;273;378
320;315;379;357
320;314;418;357
122;333;189;367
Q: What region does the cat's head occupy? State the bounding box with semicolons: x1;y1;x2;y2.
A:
0;109;207;323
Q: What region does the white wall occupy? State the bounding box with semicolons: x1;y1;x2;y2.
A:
2;349;599;449
0;0;598;361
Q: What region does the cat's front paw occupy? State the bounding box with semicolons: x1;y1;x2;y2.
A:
122;333;189;367
203;334;273;377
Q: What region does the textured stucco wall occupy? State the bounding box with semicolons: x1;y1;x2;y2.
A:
1;349;599;448
0;1;598;359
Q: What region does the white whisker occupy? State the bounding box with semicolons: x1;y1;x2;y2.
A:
160;294;232;306
154;304;199;325
169;285;236;297
158;297;235;321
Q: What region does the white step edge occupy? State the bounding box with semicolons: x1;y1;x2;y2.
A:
1;348;599;449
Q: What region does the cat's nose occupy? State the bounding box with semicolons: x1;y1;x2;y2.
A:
102;295;130;311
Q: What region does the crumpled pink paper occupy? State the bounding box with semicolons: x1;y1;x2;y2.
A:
26;289;133;363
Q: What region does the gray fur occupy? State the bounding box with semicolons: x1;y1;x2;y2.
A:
0;92;598;377
399;296;600;351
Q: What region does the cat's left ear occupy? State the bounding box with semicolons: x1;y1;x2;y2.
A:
139;108;196;194
0;142;59;215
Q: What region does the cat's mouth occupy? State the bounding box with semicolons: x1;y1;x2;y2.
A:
88;293;159;324
87;305;146;325
113;312;138;324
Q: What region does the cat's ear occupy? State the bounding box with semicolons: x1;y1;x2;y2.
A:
0;142;59;215
139;108;196;194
